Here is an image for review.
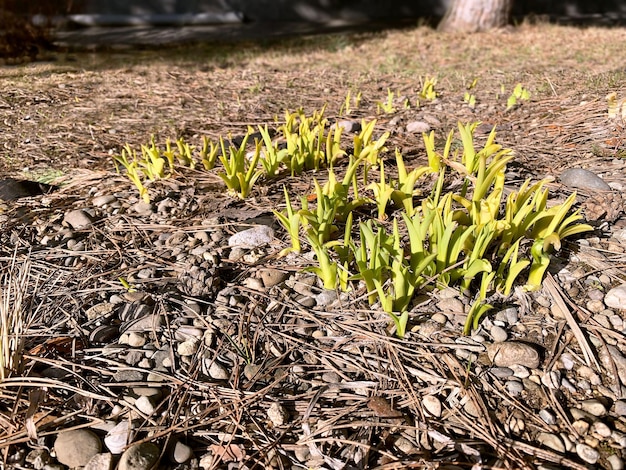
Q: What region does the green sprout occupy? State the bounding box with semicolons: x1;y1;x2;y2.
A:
506;83;530;110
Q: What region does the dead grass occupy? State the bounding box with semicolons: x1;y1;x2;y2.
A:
0;22;625;469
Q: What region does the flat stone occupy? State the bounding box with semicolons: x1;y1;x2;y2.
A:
92;195;117;207
119;443;160;470
104;420;130;454
422;395;442;418
576;443;600;464
259;268;289;288
405;121;431;134
113;370;145;382
228;225;274;248
135;395;156;415
490;325;508;342
335;120;360;133
580;398;607;417
605;284;626;310
486;342;541;368
560;168;612;191
537;432;565;453
64;208;95;229
608;454;624;470
171;441;194;464
54;430;102;467
207;361;230;380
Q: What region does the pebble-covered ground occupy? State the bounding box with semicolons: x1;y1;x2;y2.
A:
1;21;626;470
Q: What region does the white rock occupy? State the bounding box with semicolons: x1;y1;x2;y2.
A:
608;454;624;470
104;421;131;454
172;441;194;464
422;395;442;418
576;443;599;464
228;225;274;248
135;396;155;415
486;342;540;368
537;432;564;453
605;284;626;310
560;168;612;191
208;361;230;380
177;338;199;356
580;398;608;417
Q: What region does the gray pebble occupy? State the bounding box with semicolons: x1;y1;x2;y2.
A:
335;120;360;133
135;395;156;415
113;370;145;382
560;168;612;191
92;195;117;207
490;325;508;342
171;441;194;464
63;209;95;230
490;367;513;378
133;201;154;215
506;380;524;396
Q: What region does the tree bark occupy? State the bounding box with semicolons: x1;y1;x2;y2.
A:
438;0;512;32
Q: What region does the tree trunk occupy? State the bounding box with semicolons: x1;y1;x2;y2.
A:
438;0;512;32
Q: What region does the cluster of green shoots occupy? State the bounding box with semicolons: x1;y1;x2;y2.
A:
273;121;591;337
114;108;590;338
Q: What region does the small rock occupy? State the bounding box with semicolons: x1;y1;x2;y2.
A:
92;195;117;207
490;325;508;342
315;289;337;306
135;396;156;415
171;441;194;464
615;400;626;416
104;421;131;454
259;268;289;288
537;432;565;453
406;121;431;134
177;338;199;356
84;453;114;470
63;209;95;230
539;409;556;425
436;297;464;313
243;363;261;380
576;443;600;464
560;168;612;191
127;332;146;348
505;380;524;396
207;361;230;380
335;120;360;133
486;342;540;368
608;454;624;470
118;443;160;470
580;399;607;417
592;421;612;438
267;402;289;426
133;201;154;215
113;370;145;382
605;284;626;310
422;395;442;418
228;225;274;248
54;429;102;467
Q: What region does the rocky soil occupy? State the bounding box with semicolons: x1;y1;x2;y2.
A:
0;21;626;470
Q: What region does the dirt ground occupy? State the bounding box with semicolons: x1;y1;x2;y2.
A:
1;21;626;470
